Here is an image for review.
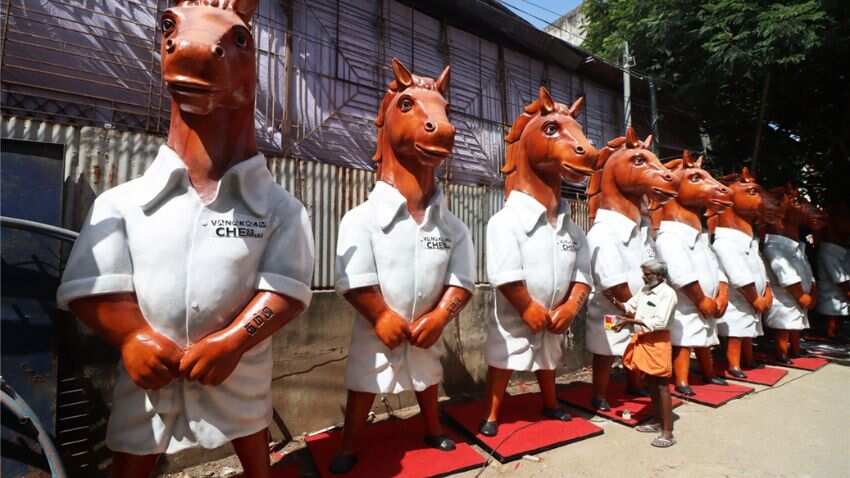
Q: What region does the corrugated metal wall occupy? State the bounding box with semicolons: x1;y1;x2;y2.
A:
3;116;592;288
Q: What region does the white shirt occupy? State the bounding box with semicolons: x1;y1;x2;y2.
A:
763;234;814;329
585;209;655;356
624;281;678;333
816;242;850;316
57;145;314;455
712;227;767;338
335;181;475;394
485;191;591;371
655;221;723;347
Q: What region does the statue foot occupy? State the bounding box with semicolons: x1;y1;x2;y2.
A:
727;368;747;379
590;397;610;411
744;361;765;369
776;355;793;365
479;420;499;437
707;376;728;386
626;386;650;397
329;453;358;475
542;406;572;421
424;435;456;451
674;384;695;396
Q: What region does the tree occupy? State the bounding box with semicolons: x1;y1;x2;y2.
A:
582;0;849;201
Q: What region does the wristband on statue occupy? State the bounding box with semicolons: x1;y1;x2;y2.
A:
244;306;275;335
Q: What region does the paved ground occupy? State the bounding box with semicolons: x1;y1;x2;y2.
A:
456;363;850;478
165;362;850;478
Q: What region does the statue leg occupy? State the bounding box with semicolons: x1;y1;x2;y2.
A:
535;369;558;410
695;347;721;384
329;390;375;474
591;354;615;405
825;316;839;338
789;331;802;356
414;384;443;438
672;346;691;387
741;338;756;367
775;330;790;359
626;368;646;395
484;366;512;423
111;452;159;478
726;337;742;370
231;429;270;478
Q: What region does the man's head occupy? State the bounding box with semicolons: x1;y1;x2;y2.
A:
641;259;668;288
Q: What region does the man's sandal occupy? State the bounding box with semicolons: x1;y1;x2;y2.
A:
651;436;676;448
635;423;661;433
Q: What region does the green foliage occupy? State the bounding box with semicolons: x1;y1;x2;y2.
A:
581;0;848;201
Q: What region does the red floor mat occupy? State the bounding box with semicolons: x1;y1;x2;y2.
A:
708;360;788;386
556;381;683;427
756;353;829;371
304;415;485;478
269;461;300;478
669;377;753;407
442;392;604;463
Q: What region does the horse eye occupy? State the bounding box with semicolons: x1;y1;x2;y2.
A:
399;98;413;112
632;154;645;165
689;174;701;183
161;17;176;34
543;122;558;136
234;29;249;48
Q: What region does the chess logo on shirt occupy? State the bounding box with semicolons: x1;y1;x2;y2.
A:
558;238;579;252
421;235;452;250
207;215;267;239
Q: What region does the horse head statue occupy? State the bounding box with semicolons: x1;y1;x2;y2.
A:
710;167;779;236
586;127;678;223
502;86;596;198
766;183;828;237
373;58;453;183
650;150;732;230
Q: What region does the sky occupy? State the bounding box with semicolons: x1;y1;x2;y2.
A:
497;0;584;30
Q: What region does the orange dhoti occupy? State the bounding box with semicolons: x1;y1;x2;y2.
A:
623;330;673;378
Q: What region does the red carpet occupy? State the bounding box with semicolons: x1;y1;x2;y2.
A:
304;415;485;478
556;381;683;427
269;461;300;478
442;392;604;463
669;377;753;407
709;360;788;386
756;353;829;371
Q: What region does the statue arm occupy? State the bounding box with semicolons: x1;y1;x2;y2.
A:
784;282;815;309
499;281;551;333
550;282;591;333
409;286;471;348
682;281;718;318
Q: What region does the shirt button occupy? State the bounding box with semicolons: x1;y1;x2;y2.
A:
417;291;423;298
191;302;200;312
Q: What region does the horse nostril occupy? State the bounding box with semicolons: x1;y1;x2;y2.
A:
575;146;585;155
662;173;673;182
166;38;175;53
424;121;435;133
212;45;225;58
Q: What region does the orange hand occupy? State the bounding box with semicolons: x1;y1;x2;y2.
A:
522;301;551;333
179;330;243;386
409;310;450;349
697;296;719;319
121;329;184;390
797;293;814;310
374;309;410;349
549;303;579;333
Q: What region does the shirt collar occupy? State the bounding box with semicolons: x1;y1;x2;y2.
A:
505;191;571;234
134;145;273;216
659;220;701;248
714;226;755;247
765;233;802;252
371;181;445;231
822;241;848;255
593;208;639;244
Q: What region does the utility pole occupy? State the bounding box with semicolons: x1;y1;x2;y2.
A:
648;78;660;155
623;41;632;129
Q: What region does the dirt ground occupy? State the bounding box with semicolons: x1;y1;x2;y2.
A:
164;363;850;478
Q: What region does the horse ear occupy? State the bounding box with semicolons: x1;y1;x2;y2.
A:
625;127;640;148
568;96;585;117
664;158;683;172
682;150;693;167
538;86;555;115
740;167;753;182
642;134;653;149
391;58;413;89
230;0;258;23
435;65;451;96
695;154;704;169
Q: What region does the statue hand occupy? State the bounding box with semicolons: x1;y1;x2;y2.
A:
374;309;410;349
797;293;814;310
179;330;244;386
548;303;579;334
521;301;551;333
121;328;183;390
409;310;450;349
696;297;718;319
715;282;729;317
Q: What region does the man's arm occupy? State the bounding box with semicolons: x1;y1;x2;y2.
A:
70;293;183;390
179;291;305;385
